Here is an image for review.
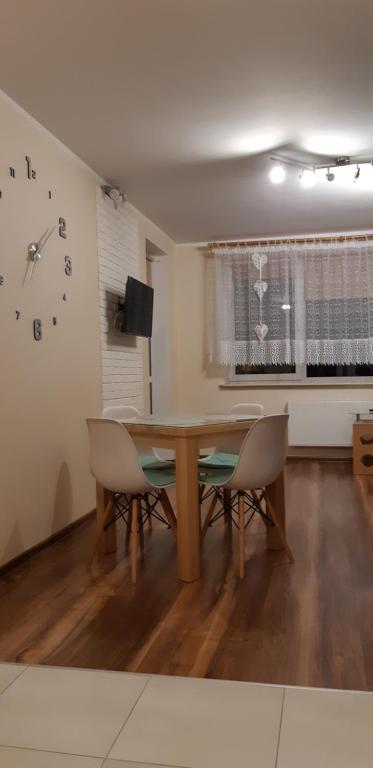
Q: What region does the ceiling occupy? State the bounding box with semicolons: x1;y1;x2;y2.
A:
1;0;373;242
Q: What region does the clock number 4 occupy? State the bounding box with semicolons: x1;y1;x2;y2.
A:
64;255;72;276
59;217;67;239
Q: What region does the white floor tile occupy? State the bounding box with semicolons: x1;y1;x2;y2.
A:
109;674;283;768
0;666;149;758
0;663;26;694
0;746;103;767
277;687;373;768
104;762;182;768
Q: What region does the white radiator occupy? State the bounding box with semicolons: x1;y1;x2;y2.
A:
287;400;373;447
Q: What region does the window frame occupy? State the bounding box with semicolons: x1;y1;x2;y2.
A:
227;363;373;385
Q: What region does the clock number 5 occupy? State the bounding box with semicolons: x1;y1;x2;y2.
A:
59;217;67;239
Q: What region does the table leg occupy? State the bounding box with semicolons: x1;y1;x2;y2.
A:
175;436;201;581
266;470;286;551
96;482;116;554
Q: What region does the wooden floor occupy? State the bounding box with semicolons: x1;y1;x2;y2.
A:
1;460;373;691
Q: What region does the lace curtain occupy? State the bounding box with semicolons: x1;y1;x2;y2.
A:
206;239;373;367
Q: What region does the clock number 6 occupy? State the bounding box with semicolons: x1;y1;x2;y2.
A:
59;217;67;239
33;319;42;341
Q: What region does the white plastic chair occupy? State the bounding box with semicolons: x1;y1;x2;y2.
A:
225;402;264;455
101;404;173;469
198;402;264;471
87;418;176;584
199;415;293;578
231;403;264;416
102;404;140;420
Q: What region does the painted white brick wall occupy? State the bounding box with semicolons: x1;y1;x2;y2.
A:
96;189;145;412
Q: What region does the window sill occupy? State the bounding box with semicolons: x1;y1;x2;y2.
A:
221;380;373;389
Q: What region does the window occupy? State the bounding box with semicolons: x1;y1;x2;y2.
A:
226;244;373;384
208;240;373;382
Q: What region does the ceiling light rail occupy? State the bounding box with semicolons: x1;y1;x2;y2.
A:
269;154;373;186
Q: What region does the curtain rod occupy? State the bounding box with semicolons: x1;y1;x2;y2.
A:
201;233;373;250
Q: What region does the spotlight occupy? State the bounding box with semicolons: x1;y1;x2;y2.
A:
101;185;128;208
326;168;335;182
353;164;361;182
300;169;316;188
269;164;286;184
281;303;291;310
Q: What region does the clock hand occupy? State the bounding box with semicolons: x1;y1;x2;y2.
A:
37;224;56;255
35;226;50;252
24;225;56;284
23;257;35;285
28;225;56;263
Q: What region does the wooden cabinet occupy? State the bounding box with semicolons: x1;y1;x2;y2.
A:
353;421;373;475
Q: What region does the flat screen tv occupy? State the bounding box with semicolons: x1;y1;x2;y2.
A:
121;276;154;338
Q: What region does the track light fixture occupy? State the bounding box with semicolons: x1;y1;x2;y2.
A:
269;154;373;190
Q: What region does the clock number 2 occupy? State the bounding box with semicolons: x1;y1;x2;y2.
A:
59;217;67;239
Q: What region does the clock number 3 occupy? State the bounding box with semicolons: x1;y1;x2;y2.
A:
59;217;67;239
64;256;72;276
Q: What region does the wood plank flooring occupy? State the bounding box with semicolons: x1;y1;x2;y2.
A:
1;460;373;690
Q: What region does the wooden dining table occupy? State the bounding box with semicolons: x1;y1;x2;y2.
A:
95;415;287;582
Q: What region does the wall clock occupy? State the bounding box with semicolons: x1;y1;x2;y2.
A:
0;154;73;341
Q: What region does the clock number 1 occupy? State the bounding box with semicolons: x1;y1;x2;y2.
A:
59;217;67;239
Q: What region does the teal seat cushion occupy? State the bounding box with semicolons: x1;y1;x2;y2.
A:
143;467;176;488
140;453;174;471
198;465;234;486
198;451;238;470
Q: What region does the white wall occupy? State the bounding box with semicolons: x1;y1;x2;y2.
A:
173;245;373;426
0;90;176;568
0;90;102;566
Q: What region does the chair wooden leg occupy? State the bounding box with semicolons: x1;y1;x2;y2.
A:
238;492;245;578
265;491;294;563
131;496;139;584
158;489;177;537
223;488;232;523
89;495;113;567
145;493;152;528
202;493;218;539
125;502;132;554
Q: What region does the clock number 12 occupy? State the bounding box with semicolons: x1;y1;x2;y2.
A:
59;217;67;239
25;156;36;180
